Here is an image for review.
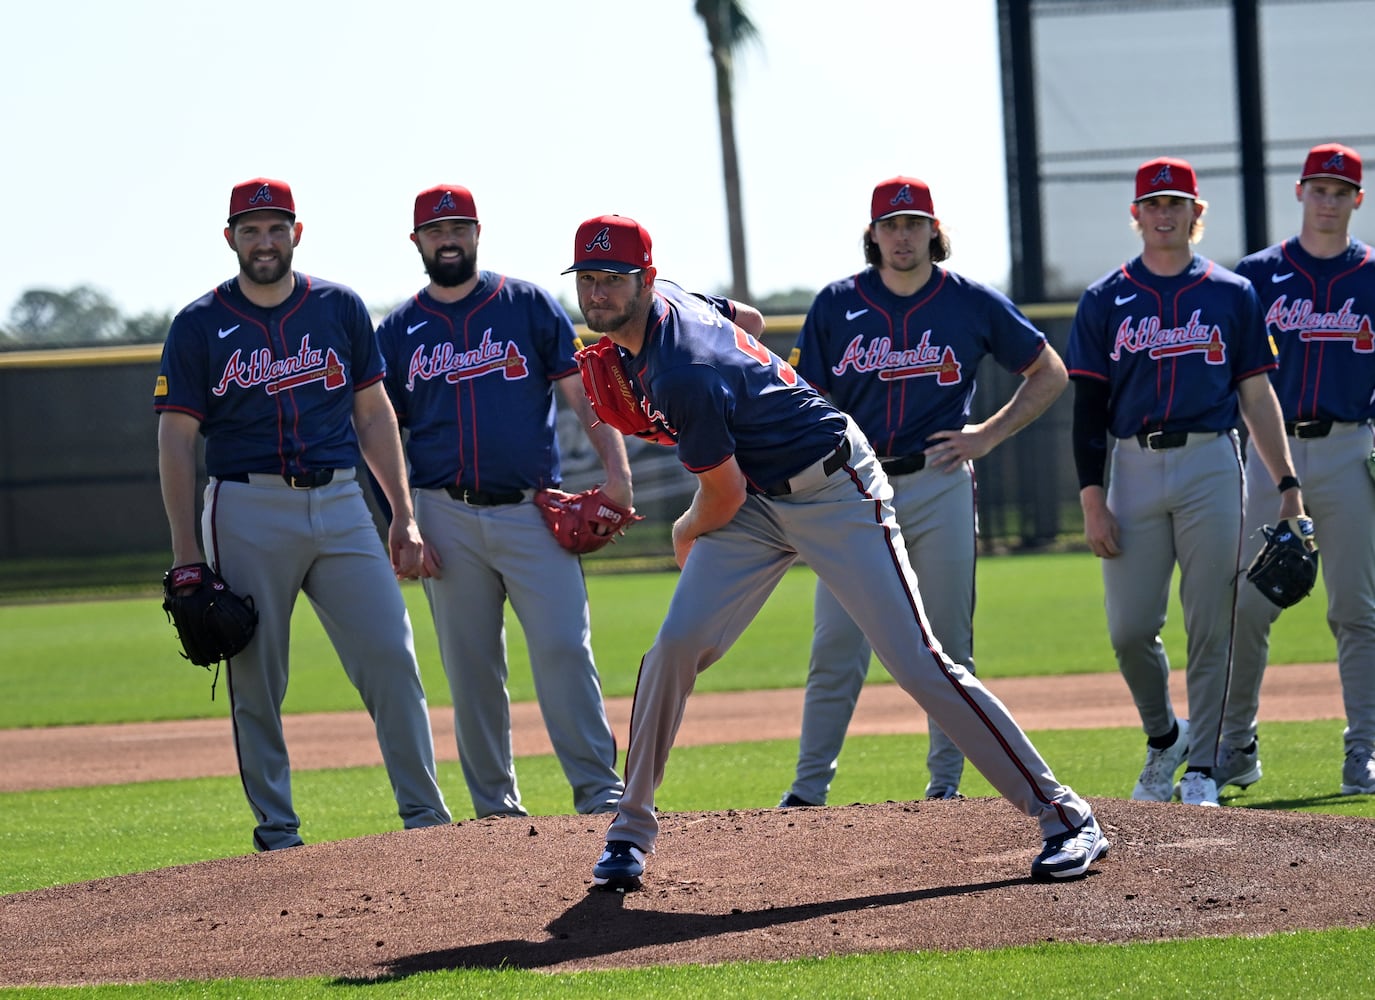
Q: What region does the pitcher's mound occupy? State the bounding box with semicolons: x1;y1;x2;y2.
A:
4;797;1373;986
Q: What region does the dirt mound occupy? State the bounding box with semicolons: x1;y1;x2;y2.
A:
4;797;1373;987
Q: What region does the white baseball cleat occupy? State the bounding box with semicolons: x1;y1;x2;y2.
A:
1132;719;1190;802
1031;816;1110;881
1177;770;1220;807
1341;744;1375;795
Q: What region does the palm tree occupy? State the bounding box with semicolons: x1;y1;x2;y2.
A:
695;0;759;302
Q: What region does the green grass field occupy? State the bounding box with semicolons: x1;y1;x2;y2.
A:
0;553;1338;729
2;554;1370;997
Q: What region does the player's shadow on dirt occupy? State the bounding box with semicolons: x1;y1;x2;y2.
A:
374;874;1043;976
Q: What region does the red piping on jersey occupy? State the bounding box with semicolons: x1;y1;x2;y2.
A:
271;281;312;476
852;269;949;455
213;276;314;476
1115;261;1216;432
411;277;508;491
1281;239;1373;419
155;402;207;421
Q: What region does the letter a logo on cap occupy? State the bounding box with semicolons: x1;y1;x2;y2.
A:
585;227;614;253
1323;151;1347;173
1151;165;1174;188
890;185;915;208
248;183;275;207
433;191;456;215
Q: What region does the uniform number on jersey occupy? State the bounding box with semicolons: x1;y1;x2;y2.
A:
734;328;799;386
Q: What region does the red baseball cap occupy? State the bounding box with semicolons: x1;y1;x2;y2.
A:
228;178;294;223
1134;158;1199;202
563;215;653;273
413;184;479;230
871;176;936;222
1300;143;1362;188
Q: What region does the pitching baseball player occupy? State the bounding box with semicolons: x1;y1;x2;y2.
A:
1067;158;1304;808
374;185;629;818
154;178;450;851
565;215;1107;891
781;176;1067;807
1227;143;1375;795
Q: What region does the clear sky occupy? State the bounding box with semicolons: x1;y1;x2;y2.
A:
0;0;1006;320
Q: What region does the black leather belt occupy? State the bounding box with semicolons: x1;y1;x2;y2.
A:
766;437;853;496
444;485;525;506
1286;419;1334;439
1136;430;1198;451
220;469;336;489
881;454;927;476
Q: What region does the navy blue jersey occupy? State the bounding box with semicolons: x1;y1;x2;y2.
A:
376;272;578;492
793;266;1048;456
627;280;846;493
153;273;379;477
1235;237;1375;422
1066;255;1276;440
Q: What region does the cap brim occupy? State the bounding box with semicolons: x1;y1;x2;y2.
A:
873;209;935;222
1134;190;1197;203
561;262;644;275
228;207;296;223
1300;172;1362;188
415;215;478;229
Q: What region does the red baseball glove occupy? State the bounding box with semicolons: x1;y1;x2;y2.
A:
534;486;644;555
575;337;676;445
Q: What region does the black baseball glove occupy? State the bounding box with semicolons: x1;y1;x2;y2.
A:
162;563;258;668
1245;516;1319;609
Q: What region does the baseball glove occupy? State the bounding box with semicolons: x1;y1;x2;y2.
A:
534;486;644;555
1245;516;1319;609
575;336;675;445
162;562;258;668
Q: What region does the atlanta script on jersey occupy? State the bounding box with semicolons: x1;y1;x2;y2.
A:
1235;237;1375;423
1066;255;1276;439
376;271;581;492
153;273;379;477
792;266;1049;456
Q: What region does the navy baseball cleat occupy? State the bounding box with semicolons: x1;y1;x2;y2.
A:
1031;816;1109;881
593;840;646;890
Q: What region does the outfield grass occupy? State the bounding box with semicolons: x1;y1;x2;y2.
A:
0;554;1337;729
0;555;1365;997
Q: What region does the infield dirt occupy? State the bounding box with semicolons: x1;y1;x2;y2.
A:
3;662;1372;987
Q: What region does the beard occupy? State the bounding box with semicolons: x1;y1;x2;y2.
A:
582;296;640;334
238;247;292;286
423;247;478;287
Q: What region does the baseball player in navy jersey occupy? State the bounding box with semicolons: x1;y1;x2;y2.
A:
565;215;1107;891
375;185;629;819
780;176;1068;808
1067;158;1305;808
1227;143;1375;795
154;178;450;851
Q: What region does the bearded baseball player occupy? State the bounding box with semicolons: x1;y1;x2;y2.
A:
1227;143;1375;795
154;178;451;851
566;214;1107;891
1067;158;1305;808
374;185;629;818
780;176;1067;808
